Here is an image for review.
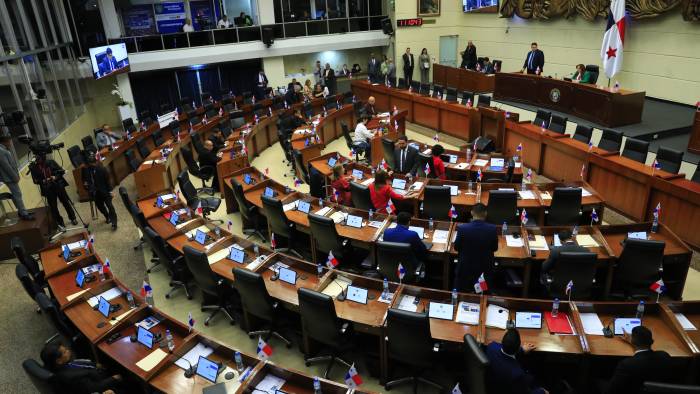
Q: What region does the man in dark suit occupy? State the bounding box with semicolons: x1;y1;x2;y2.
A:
383;211;428;264
367;53;380;83
41;340;124;394
254;70;269;99
402;48;415;87
323;63;336;94
82;154;118;230
198;140;221;192
522;42;545;75
362;96;376;118
98;47;120;77
460;41;477;69
485;329;548;394
30;153;77;228
604;326;675;394
540;229;589;278
453;203;498;292
393;136;418;175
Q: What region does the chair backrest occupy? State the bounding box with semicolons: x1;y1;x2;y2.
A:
417;153;432;178
143;226;180;274
261;195;293;238
548;114;567;133
128;203;148;231
176;170;199;209
461;91;474;105
463;334;489;394
548;252;598;299
135;138;151;159
585;65;600;84
692;168;700;184
293;150;309;184
422;186;451;221
446;87;458;102
486;190;518;225
420;83;431;95
231;116;246;129
622;137;650;164
36;292;76;339
67;145;84;168
152;129;165;146
381;137;395;167
303;102;313;118
180;147;203;178
385;309;434;366
655;146;683;174
298;288;343;347
308;167;326;199
477;94;491;108
410;80;421;92
22;359;55;394
376;241;417;282
191;132;206;156
533;109;551;128
548;187;582;226
308;213;343;255
572;124;593;144
124;149;140;172
233;267;275;321
11;236;42;281
118;186;132;211
598;129;623;152
231;180;255;221
350;182;372;210
219;121;232;138
432;84;443;98
398;77;406;89
183;245;219;297
616;239;665;296
16;264;41;304
493;60;502;72
341;121;354;148
642;382;700;394
81;135;95;151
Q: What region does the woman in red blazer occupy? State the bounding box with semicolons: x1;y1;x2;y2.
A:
330;164;352;206
431;144;446;180
369;170;404;213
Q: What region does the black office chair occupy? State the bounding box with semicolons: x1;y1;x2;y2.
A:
572;124;593;144
190;132;206;156
477;94;491;108
349;182;372;210
183;246;235;326
233;267;292;346
341;121;367;162
493;60;502;72
611;238;665;299
81;135;96;153
533;109;551;128
11;236;46;289
548;114;567;134
546;188;582;226
35;293;80;344
461;91;475;106
622;138;650;164
309;167;326;199
219;120;233;138
261;195;303;258
692;167;700;184
432;84;443;99
585;65;600;84
655;146;684;174
384;309;443;392
353;101;364;118
542;252;598;299
486;190;518;225
422;186;451;221
308;213;362;269
22;359;54;394
117;186;145;251
420;83;431;96
445;87;458;102
642;382;700;393
398;78;407;89
176;170;222;223
303;102;314;119
135;138;151;159
293;150;310;185
410;80;421;92
16;264;44;313
152;129;165;147
124;149;141;173
381;138;395;168
180;147;215;193
67;145;85;168
189;116;202;127
598;129;623;152
231;180;267;241
417;152;433;178
143;227;192;299
298;288;353;378
376;241;424;283
122;117;136;133
242;91;253;104
463;334;489;394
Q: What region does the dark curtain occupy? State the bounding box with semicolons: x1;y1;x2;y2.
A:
177;69;200;106
130;70;179;118
198;67;221;99
219;59;262;96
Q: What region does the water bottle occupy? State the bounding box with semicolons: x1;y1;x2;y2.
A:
254;244;260;257
317;263;324;277
466;148;472;162
145;291;154;308
429;218;434;232
651;216;659;233
319;198;324;208
551;298;560;317
502;222;508;236
98;264;105;281
215;227;221;238
234;351;245;372
165;329;175;352
285;185;290;194
636;301;645;319
126;291;136;309
451;288;458;305
382;278;389;296
368;209;373;221
467;181;473;193
521;177;527;191
313;377;322;394
572;225;579;237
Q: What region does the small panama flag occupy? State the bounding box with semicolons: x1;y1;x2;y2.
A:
265;167;270;175
219;106;223;116
393;105;398;115
588;141;593;151
541;120;547;131
256;336;273;360
284;100;289;109
270;233;277;249
196;201;203;216
650;278;666;294
333;188;340;202
140;279;152;297
591;208;599;223
477;169;482;182
254;114;259;124
449;205;458;219
102;259;111;276
520;208;528;226
380;158;389;170
202;114;208;124
268;106;273;116
294;177;302;187
474;273;489;293
653;159;661;171
424;162;431;176
467;98;472;108
517;143;523;153
344;364;363;388
227;220;233;231
188;312;195;331
352;95;357;103
653;202;661;219
95;150;102;162
125;129;131;140
252;95;256;104
326;250;339;268
433;133;439;142
565;280;574;296
473;139;478;152
526;168;533;182
86;235;94;251
580;164;586;179
394;119;399;131
397;263;406;281
536;66;541;75
452;382;463;394
349;148;355;157
386;199;396;214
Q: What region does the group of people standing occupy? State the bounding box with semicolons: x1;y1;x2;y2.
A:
367;48;433;85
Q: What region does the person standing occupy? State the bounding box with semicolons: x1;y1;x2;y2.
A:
380;55;389;81
485;329;549;394
313;60;322;85
393;136;418;175
461;41;477;69
522;42;545;75
82;154;118;230
453;203;498;292
367;53;380;83
198;140;221;192
29;153;77;229
386;59;396;84
369;170;404;213
255;70;269;99
402;48;415;87
419;48;431;84
323;63;336;94
0;135;33;220
430;144;446;180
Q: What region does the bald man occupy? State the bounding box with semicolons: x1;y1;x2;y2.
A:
363;96;376;118
198;140;221;192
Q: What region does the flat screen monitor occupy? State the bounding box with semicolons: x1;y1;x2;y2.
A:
137;326;154;349
196;355;221;383
89;43;130;80
463;0;499;13
97;296;111;318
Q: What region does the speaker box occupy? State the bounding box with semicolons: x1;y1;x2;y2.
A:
474;136;495;153
381;18;393;35
262;27;274;47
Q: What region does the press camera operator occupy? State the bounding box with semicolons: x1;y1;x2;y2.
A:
82;153;117;230
29;146;77;228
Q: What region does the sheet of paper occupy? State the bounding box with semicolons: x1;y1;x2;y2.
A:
185;225;211;239
455;302;480;325
486;304;509;329
628;232;647;240
515;162;522;168
581;188;592;197
246;256;267;271
529;235;549;251
614;318;641;335
432;230;449;243
175;219;198;230
576;234;599;248
109;308;137;325
505;235;524;248
65;289;89;302
87;287;123;308
515;312;542;329
553;234;562;247
368;220;384;228
175;342;214;370
473;159;488;167
361;178;374;186
136;348;168;372
268;262;289;272
409;181;424;190
423;149;432;155
454;162;469;169
255;374;287;393
314;206;332;216
540;191;552;200
282;201;297;212
580;313;605;335
137;316;161;330
66;240;87;251
330;211;347;224
518;190;535;200
207;248;231;265
675;313;698;331
397;295;418;312
428;302;454;320
142;160;154;165
321;277;351;298
160;193;176;201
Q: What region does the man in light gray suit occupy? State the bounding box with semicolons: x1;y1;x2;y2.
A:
0;134;34;220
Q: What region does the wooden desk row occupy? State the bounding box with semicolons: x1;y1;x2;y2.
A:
432;63;496;93
40;231;374;394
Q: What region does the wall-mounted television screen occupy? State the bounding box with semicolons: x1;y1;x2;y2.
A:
463;0;499;13
89;43;130;80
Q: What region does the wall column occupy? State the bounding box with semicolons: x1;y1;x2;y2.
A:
257;0;275;25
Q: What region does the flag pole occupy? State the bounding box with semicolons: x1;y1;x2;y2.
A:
656;292;660;303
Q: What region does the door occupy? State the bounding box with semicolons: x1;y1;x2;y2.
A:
439;35;458;67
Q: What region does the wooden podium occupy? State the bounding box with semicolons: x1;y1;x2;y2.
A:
688;110;700;155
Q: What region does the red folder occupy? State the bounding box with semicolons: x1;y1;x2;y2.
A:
544;311;574;334
163;212;172;220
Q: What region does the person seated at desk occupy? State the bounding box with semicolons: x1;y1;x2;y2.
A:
182;18;194;32
41;340;125;394
331;164;352;206
312;82;329;98
540;229;589;282
208;129;226;152
486;328;549;394
383;211;428;262
287;78;303;93
217;14;232;28
237;12;253;26
481;57;495;74
199;140;221;192
572;64;593;84
352;115;374;160
286;109;307;130
340;64;351;77
453;203;498;292
363;96;377;118
393;135;419;175
302;79;314;100
95;124;122;148
603;326;675;394
369;170;404;214
430;144;446;180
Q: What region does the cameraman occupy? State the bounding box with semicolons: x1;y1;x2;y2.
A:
82;153;117;230
29;151;77;228
0;134;34;220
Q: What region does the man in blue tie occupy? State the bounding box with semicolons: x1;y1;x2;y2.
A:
383;211;428;263
521;42;545;75
99;47;118;77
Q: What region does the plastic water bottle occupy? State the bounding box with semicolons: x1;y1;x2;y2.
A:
317;263;323;277
572;225;579;237
254;244;260;257
636;301;645;319
234;351;244;372
451;288;458;305
429;218;434;232
382;278;389;296
126;291;136;309
165;329;175;352
319;198;324;208
521;177;527;191
651;216;659;233
285;185;290;194
313;377;322;394
98;264;105;281
502;222;508;236
551;298;560;317
145;291;154;308
467;181;473;193
368;209;373;222
466;148;472;162
215;227;221;238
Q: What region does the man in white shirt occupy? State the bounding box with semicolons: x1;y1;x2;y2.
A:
352;115;374;161
182;18;194;32
95;124;122;148
217;15;231;28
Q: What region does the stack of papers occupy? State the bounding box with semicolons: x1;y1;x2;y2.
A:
581;188;593;197
528;235;549;251
473;159;489;167
505;235;524;248
137;316;161;330
246;256;267;271
321;277;351;298
66;240;87;251
576;234;599;248
314;207;332;216
330;211;347;224
397;295;419;312
87;287;123;307
268;262;289;272
675;313;698;330
486;304;509;329
455;302;480;325
255;374;286;393
540;191;552;200
518;190;535;199
136;348;168;372
207;248;231;265
579;313;605;335
282;201;298;212
432;230;449;243
185;225;210;239
175;342;214;370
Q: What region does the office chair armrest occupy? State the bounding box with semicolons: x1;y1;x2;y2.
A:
196;187;215;196
505;269;523;287
199;165;215;178
415;262;425;279
432;342;441;352
340;322;350;334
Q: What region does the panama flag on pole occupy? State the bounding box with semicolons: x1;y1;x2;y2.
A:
188;312;195;331
326;250;339;268
474;273;489;293
449;205;458;219
257;337;273;360
601;0;626;79
650;279;666;294
344;364;363;387
397;263;406;281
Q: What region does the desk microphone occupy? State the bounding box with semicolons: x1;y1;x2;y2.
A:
270;268;279;281
182;358;196;379
335;281;347;302
602;317;615;338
